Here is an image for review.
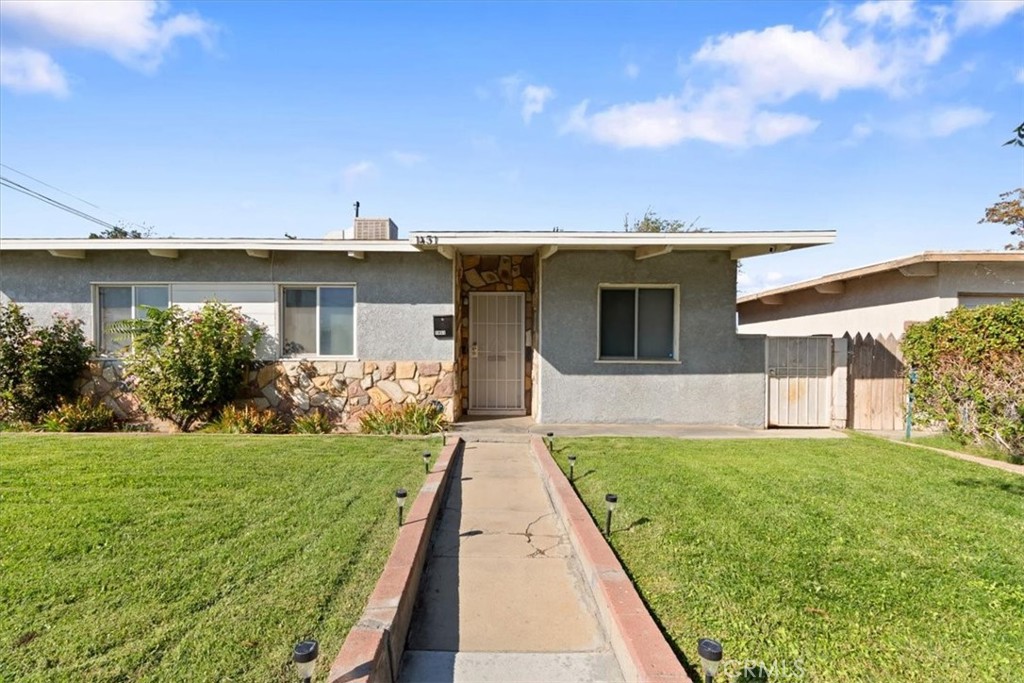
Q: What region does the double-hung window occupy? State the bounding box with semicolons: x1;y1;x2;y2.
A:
281;286;355;357
96;285;169;354
598;285;677;361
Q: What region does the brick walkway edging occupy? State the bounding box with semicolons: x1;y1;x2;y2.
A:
328;437;465;683
530;436;691;683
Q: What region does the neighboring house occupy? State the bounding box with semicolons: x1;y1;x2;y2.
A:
736;251;1024;431
737;251;1024;337
0;220;833;427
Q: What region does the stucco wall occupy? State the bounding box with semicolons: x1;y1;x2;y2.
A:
537;250;765;426
737;261;1024;338
0;249;455;361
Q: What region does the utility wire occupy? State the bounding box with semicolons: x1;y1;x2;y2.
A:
0;175;118;231
0;163;147;229
0;163;105;210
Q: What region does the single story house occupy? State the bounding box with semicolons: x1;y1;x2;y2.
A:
0;219;834;427
737;251;1024;338
737;250;1024;431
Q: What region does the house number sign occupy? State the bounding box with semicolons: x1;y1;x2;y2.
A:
414;235;439;245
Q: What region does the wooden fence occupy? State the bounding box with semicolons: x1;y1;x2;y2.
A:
844;332;907;431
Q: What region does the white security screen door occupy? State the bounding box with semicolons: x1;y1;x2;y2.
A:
469;292;525;414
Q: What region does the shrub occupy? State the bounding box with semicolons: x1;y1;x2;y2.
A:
902;300;1024;461
39;397;117;432
359;400;447;435
115;302;263;432
207;405;289;434
0;303;93;422
293;410;335;434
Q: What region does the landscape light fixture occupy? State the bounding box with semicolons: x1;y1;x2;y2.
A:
546;432;555;451
604;493;618;537
422;450;431;474
568;454;577;482
395;488;408;527
697;638;723;683
293;639;319;683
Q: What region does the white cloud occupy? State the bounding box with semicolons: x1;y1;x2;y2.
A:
624;62;640;79
520;84;554;123
953;0;1024;32
563;90;818;149
0;46;68;97
2;0;215;72
343;161;377;187
924;105;992;136
853;1;918;27
499;73;555;123
564;1;1014;150
843;121;875;145
1016;67;1024;83
390;151;425;167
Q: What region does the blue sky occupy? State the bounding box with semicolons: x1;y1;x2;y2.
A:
1;0;1021;292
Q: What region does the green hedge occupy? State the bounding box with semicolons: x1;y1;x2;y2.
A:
902;300;1023;461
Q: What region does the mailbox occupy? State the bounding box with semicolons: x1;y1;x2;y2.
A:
433;315;453;339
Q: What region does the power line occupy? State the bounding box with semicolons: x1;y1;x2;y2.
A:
0;163;147;229
0;175;118;231
0;163;105;210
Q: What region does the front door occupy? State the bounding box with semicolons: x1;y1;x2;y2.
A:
469;292;525;414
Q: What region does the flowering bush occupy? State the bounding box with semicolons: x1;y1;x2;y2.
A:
0;303;93;422
116;302;263;431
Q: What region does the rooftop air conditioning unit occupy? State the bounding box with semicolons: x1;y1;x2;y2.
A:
353;217;398;240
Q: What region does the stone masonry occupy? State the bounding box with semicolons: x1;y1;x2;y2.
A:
77;359;456;429
455;253;537;414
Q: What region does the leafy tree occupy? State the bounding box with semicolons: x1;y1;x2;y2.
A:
979;123;1024;250
1003;121;1024;148
0;303;93;422
979;188;1024;251
624;208;705;232
113;302;263;431
89;221;155;239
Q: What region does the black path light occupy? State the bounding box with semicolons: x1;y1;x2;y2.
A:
395;488;408;527
293;639;319;683
422;450;431;474
546;431;555;451
697;638;723;683
568;453;577;482
604;493;618;537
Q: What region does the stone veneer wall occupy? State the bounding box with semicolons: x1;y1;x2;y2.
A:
76;359;456;429
455;253;536;413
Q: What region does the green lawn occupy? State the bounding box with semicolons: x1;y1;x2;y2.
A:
556;434;1024;682
0;434;433;682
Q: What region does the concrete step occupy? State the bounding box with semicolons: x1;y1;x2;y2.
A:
399;650;625;683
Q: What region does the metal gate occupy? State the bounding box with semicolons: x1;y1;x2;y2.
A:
766;337;832;427
468;292;525;414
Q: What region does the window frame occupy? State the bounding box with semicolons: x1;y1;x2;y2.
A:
279;283;358;359
93;283;171;357
595;283;680;363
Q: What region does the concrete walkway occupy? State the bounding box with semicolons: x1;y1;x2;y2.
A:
400;442;624;682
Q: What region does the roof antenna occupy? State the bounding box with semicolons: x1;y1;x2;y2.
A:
353;201;360;218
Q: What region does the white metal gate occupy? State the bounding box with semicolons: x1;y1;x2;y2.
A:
766;337;832;427
469;292;525;414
